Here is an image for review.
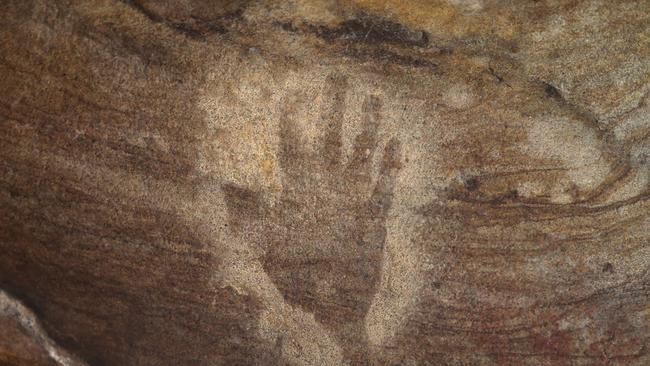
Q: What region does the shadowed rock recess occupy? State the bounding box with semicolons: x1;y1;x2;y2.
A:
1;0;649;365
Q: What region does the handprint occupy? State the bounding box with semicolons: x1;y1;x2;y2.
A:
222;74;402;365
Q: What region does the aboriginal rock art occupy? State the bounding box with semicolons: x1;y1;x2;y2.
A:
222;74;402;365
2;1;650;365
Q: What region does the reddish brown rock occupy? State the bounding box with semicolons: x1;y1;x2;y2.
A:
0;316;57;366
1;1;649;365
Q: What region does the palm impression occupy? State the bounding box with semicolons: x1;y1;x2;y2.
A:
222;73;402;363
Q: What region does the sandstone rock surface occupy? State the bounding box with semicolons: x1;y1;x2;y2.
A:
1;1;650;365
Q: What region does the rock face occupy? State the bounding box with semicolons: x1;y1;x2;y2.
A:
0;290;84;366
1;1;649;365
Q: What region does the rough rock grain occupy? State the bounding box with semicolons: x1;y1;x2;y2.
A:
1;0;649;365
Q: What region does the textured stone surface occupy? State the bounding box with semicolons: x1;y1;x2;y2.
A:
0;312;58;366
1;0;649;365
0;290;85;366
